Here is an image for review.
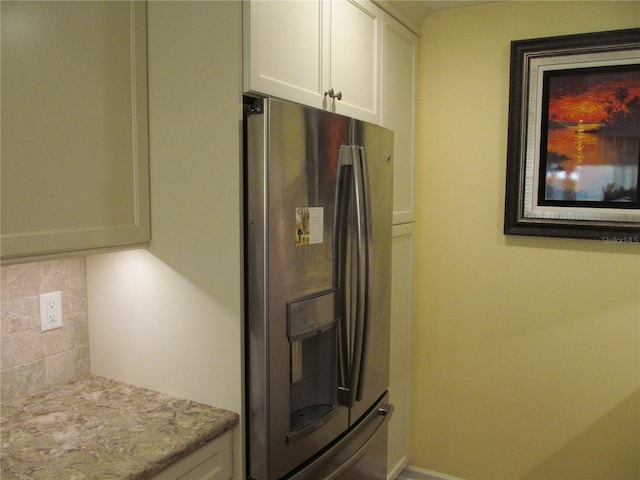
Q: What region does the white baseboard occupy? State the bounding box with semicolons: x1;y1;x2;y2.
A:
387;455;409;480
396;465;464;480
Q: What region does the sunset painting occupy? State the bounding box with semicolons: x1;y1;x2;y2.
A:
539;65;640;206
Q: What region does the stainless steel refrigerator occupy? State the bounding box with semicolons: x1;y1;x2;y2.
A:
244;97;394;480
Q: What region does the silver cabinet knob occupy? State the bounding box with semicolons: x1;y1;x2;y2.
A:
324;88;343;101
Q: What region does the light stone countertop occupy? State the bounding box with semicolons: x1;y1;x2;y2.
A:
0;375;239;479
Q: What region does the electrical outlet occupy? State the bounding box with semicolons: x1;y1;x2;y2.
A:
40;291;63;332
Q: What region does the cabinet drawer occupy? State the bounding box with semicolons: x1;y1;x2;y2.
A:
151;431;232;480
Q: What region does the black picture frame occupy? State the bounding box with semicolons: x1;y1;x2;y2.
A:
504;28;640;242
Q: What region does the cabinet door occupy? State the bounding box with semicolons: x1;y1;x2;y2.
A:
150;431;232;480
1;1;150;263
381;14;417;224
243;0;328;108
328;0;382;123
387;223;414;479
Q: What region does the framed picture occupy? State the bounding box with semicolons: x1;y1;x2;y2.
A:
504;28;640;241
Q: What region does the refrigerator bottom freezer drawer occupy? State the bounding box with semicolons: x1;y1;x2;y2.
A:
287;392;393;480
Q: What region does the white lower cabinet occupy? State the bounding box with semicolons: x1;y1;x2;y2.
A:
387;223;414;479
151;431;232;480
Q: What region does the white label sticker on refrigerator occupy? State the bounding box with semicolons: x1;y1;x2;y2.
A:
295;207;323;246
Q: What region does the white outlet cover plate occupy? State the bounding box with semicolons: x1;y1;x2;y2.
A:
40;291;63;331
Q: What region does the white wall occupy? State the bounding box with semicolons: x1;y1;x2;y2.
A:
86;0;244;477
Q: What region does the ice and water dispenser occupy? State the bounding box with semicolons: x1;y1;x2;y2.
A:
286;290;339;441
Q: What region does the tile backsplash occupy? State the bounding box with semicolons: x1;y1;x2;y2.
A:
1;258;90;403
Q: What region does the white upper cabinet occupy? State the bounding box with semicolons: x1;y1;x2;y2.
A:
1;1;150;264
243;0;382;124
244;0;416;222
381;13;417;224
243;0;326;108
328;0;381;122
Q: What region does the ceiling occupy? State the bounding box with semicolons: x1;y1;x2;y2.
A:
378;1;491;34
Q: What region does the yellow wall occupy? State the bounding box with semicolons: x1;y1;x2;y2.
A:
412;2;640;479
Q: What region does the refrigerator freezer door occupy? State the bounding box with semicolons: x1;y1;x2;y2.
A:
288;392;393;480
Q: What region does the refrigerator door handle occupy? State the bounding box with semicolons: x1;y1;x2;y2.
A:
352;146;372;402
334;145;372;407
335;146;351;403
335;146;357;407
